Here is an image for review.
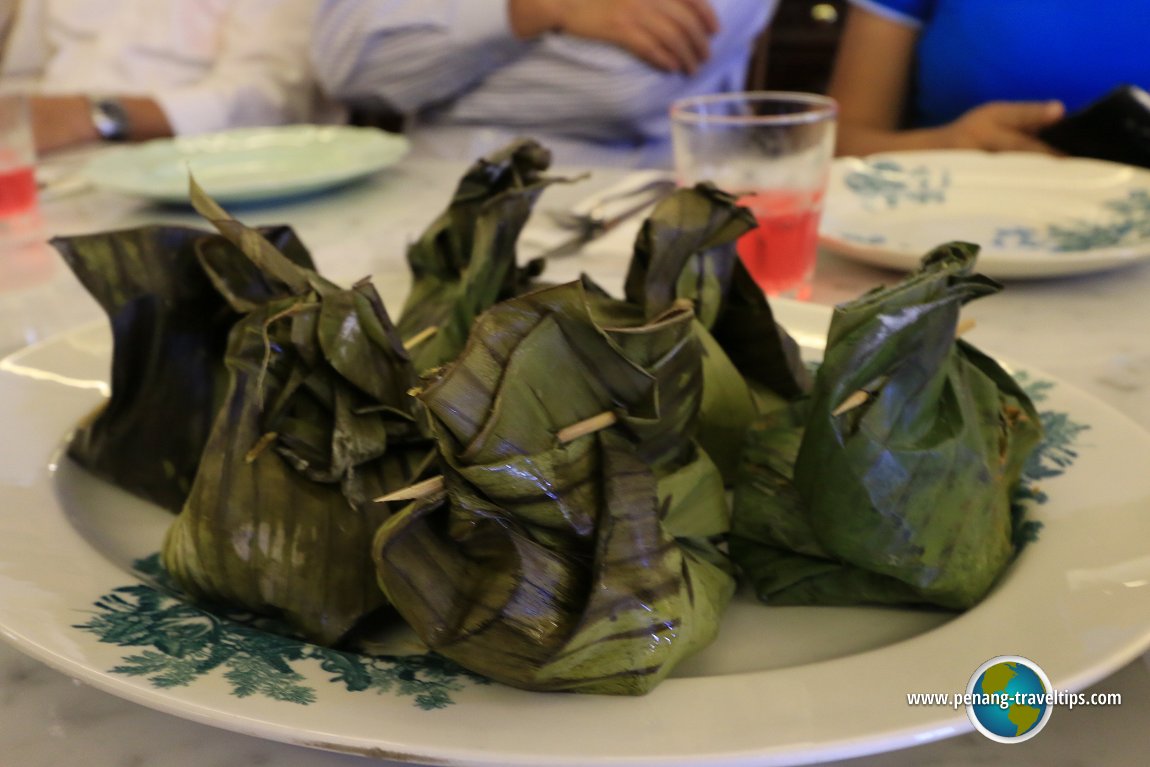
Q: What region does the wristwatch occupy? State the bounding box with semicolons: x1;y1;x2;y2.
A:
89;97;131;142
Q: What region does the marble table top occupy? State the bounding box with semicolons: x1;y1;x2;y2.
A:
2;150;1149;767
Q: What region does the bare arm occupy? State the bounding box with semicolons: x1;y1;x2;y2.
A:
510;0;719;74
29;95;172;154
829;5;1063;156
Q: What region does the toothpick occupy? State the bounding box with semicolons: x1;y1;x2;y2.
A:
375;475;446;504
244;432;279;464
831;317;975;417
831;391;871;417
403;325;439;351
373;409;619;504
556;411;619;443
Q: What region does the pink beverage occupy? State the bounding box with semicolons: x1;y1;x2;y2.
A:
0;165;37;217
735;190;823;300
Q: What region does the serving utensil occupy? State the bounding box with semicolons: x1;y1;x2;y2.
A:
538;176;674;258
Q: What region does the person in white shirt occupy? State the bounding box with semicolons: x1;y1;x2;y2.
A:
311;0;777;168
0;0;322;153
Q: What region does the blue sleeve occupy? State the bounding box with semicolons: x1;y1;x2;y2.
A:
848;0;934;28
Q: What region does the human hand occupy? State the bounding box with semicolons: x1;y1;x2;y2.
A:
941;101;1065;153
510;0;719;74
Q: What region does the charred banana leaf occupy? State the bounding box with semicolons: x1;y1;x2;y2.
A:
375;280;734;694
396;139;558;374
731;243;1043;609
53;224;313;512
622;183;812;479
161;182;423;645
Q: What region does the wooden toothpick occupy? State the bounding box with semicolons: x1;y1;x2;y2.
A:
556;411;619;443
831;391;871;417
373;409;619;504
402;325;439;351
831;316;977;417
955;317;976;338
375;475;446;504
244;431;279;464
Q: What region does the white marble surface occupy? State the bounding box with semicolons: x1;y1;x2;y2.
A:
2;149;1150;766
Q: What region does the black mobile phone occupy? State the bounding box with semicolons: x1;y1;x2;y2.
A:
1038;84;1150;169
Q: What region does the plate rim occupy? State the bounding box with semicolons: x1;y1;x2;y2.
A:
80;124;411;204
819;150;1150;279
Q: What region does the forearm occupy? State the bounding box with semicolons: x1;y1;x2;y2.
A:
30;95;173;154
834;123;954;157
509;0;724;74
836;99;1065;156
507;0;562;37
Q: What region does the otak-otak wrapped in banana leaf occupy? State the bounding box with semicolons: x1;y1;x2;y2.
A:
52;224;315;512
621;183;812;479
395;138;558;373
161;183;424;645
731;243;1043;609
374;279;735;695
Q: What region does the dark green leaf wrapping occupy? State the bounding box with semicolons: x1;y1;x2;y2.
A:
395;139;558;374
52;225;314;512
162;283;421;646
623;183;811;399
158;181;424;645
374;281;734;695
731;243;1044;609
621;183;812;480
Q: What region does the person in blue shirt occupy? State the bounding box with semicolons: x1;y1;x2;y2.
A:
829;0;1149;156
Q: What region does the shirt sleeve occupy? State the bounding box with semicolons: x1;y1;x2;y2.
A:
848;0;933;28
153;0;319;135
310;0;530;114
439;0;775;144
0;0;16;40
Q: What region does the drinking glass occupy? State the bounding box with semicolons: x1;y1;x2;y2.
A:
670;92;837;300
0;94;39;235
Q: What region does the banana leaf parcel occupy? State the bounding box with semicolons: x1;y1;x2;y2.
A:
53;224;314;512
730;243;1043;609
374;279;735;695
161;183;424;645
395;138;558;374
621;183;812;479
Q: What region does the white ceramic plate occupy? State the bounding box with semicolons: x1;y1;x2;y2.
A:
81;125;410;204
2;302;1150;766
819;151;1150;279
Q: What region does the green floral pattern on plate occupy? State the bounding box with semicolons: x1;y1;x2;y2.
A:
1010;374;1090;545
995;190;1150;252
72;377;1086;706
73;554;489;709
843;160;950;208
843;159;1150;257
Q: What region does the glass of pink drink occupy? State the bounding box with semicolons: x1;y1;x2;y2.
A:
670;92;837;300
0;95;39;236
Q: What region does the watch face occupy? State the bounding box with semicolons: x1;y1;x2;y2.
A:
91;98;130;141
